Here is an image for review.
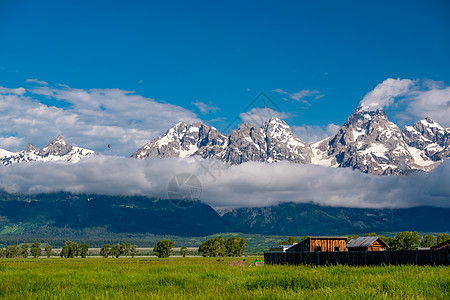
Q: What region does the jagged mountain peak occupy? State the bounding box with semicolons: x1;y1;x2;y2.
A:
53;134;67;143
24;143;38;153
39;135;73;156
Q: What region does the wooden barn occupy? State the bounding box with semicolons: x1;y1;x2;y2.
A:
431;239;450;251
286;237;347;253
346;237;389;251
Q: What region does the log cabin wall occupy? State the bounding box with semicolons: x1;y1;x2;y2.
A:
368;240;385;251
310;238;346;252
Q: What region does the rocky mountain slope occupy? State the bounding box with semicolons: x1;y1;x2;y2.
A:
132;118;312;164
315;107;445;175
0;135;96;166
132;108;449;175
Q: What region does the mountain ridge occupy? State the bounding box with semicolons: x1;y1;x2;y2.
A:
132;107;450;175
0;135;96;166
0;191;448;237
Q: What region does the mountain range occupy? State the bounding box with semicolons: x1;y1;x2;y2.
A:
132;107;449;175
1;107;449;176
0;135;96;166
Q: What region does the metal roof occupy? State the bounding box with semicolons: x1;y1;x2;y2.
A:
346;237;386;248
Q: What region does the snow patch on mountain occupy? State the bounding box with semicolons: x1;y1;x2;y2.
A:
0;135;96;166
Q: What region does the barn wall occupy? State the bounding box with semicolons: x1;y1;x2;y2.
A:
310;238;346;252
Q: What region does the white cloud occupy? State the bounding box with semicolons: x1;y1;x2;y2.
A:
240;107;291;126
192;101;220;114
400;81;450;127
0;137;25;149
0;86;26;95
292;123;341;143
26;78;48;85
359;78;415;111
271;88;288;94
0;84;200;155
273;88;324;105
0;156;448;210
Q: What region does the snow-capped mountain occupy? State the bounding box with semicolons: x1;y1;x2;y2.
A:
402;116;450;161
0;135;97;166
320;107;443;175
131;122;229;159
132;118;312;164
132;109;450;175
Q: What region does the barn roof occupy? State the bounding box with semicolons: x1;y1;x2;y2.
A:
431;239;450;250
346;237;389;248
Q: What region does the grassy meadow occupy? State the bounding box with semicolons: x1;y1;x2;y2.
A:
0;257;449;299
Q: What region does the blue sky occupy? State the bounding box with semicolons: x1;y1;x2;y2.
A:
1;0;449;154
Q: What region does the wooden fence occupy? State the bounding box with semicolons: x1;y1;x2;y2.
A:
264;250;450;266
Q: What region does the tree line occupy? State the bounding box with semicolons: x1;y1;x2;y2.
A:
0;242;53;258
149;236;248;258
99;243;137;258
278;232;450;250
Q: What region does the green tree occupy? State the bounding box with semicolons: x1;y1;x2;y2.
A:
199;236;226;257
5;245;20;258
100;244;110;258
153;240;175;258
379;235;395;248
21;243;29;258
130;245;137;258
78;243;89;258
347;234;359;242
420;234;436;248
436;233;450;245
60;246;68;258
0;248;4;258
287;237;298;244
109;244;122;258
61;241;78;258
225;237;247;257
122;243;132;257
278;237;297;245
44;245;53;258
392;231;420;250
180;246;188;257
364;232;378;237
30;242;42;258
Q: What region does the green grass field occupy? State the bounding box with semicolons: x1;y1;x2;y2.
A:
0;257;449;299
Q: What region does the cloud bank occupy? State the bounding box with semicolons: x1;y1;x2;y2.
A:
359;78;415;111
0;156;448;210
0;83;200;155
